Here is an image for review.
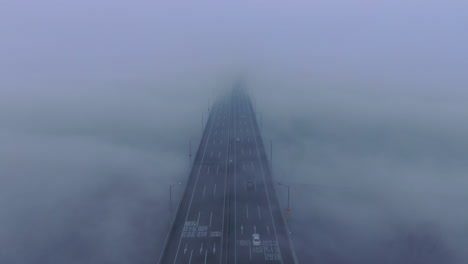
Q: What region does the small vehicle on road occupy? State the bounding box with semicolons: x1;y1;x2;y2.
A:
252;233;261;246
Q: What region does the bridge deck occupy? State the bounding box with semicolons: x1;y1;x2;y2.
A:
159;88;297;264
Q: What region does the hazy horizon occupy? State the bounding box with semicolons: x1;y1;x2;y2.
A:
1;0;468;263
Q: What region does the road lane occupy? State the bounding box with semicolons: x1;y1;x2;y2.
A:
159;88;297;264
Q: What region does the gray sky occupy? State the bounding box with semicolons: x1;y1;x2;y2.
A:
1;0;468;263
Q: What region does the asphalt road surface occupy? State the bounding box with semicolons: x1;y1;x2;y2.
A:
159;87;297;264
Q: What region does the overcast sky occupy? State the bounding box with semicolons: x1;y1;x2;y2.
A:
1;0;468;263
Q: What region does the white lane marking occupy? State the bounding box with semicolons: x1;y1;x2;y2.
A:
250;149;252;155
217;166;219;175
203;185;206;198
219;96;231;264
218;152;221;158
197;211;201;224
204;250;208;264
213;140;215;144
211;152;213;158
254;225;257;233
184;243;188;254
215;130;217;135
209;212;213;227
234;95;238;264
213;243;216;254
249;240;252;260
200;242;203;254
241;225;244;234
188;249;194;264
267;225;270;235
247;99;285;264
251;161;254;170
246;205;249;219
207;166;210;174
257;205;262;219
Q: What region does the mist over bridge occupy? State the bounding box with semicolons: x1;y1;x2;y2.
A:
158;85;298;264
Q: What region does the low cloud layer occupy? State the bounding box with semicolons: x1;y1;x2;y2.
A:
1;0;468;263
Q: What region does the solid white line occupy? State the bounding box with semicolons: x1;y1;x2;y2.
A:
197;211;201;224
172;106;218;264
209;212;213;227
247;96;284;264
219;96;231;264
203;185;206;198
234;93;238;264
213;184;217;196
200;242;203;254
188;250;194;264
207;166;210;174
204;250;208;264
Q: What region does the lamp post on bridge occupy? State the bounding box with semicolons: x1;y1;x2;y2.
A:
170;182;182;221
270;140;273;168
189;139;192;167
277;182;290;217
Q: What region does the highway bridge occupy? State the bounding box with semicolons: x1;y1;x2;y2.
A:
159;85;298;264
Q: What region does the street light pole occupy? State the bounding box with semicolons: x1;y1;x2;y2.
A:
277;182;290;217
270;140;273;166
277;182;290;208
169;182;182;221
260;112;262;131
189;139;192;167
